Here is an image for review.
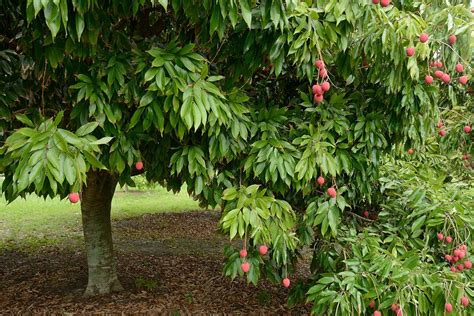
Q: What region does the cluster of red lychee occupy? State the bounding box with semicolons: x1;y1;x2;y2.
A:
435;120;471;144
316;176;337;199
418;34;469;86
369;302;403;316
438;233;472;273
239;245;290;287
372;0;390;8
312;60;331;104
445;296;470;314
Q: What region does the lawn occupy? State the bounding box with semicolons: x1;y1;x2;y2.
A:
0;185;202;249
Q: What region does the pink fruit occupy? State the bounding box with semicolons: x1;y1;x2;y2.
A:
437;233;444;241
380;0;390;7
460;245;468;251
240;249;247;258
465;260;472;269
453;256;459;262
454;249;462;257
374;311;381;316
282;278;290;288
445;236;453;243
406;47;415;57
68;192;80;204
319;68;328;78
437;121;443;128
321;81;330;92
459;76;468;85
434;70;444;79
241;262;250;273
425;75;433;85
317;176;325;186
439;130;446;137
372;0;380;3
327;187;337;198
461;296;469;307
419;33;429;43
135;161;144;170
312;84;323;95
448;35;457;45
459;250;466;259
455;63;464;73
315;60;324;69
396;309;403;316
462;155;470;161
369;300;376;309
450;266;457;272
464;126;472;133
259;245;268;255
408;148;414;155
314;94;324;104
391;304;399;312
363;211;369;218
445;254;452;262
436;61;444;68
458;264;465;271
441;73;450;83
445;303;453;313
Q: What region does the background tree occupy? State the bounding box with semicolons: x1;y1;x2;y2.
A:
0;0;472;313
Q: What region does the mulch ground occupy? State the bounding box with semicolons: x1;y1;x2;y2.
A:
0;211;311;314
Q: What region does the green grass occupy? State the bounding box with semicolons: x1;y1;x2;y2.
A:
0;186;201;249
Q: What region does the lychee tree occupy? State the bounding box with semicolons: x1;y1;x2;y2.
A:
0;0;473;313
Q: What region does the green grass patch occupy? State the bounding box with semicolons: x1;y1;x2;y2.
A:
0;186;201;250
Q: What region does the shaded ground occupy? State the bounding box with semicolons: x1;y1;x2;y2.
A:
0;211;310;314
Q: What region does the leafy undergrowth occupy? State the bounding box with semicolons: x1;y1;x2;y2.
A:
0;211;310;314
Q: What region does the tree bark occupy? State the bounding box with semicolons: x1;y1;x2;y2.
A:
80;170;123;296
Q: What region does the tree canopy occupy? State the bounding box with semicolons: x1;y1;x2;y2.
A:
1;0;473;314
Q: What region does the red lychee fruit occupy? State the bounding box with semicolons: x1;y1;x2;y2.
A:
380;0;390;7
453;256;459;262
372;0;380;4
445;303;453;313
445;236;453;243
454;249;462;257
259;245;268;255
391;304;399;312
315;60;324;69
445;254;452;262
434;70;444;79
312;84;323;95
363;211;369;218
319;68;328;78
450;266;457;272
425;75;433;85
459;251;466;259
406;47;415;57
240;249;247;258
374;311;381;316
241;262;250;273
461;296;469;307
437;233;444;241
464;126;472;133
464;260;472;269
68;193;80;204
314;94;324;104
439;130;446;137
455;63;464;73
460;245;468;251
441;73;451;83
448;35;457;45
282;278;290;288
419;33;429;43
462;155;470;161
317;176;325;186
135;161;144;170
459;76;468;85
321;81;330;92
369;300;376;309
457;264;465;271
408;148;414;155
327;187;337;198
437;121;443;128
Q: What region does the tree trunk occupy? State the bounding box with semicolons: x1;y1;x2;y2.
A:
80;170;123;296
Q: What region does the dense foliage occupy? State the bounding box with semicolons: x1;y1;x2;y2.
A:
1;0;473;313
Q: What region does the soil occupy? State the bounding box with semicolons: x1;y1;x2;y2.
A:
0;211;311;314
